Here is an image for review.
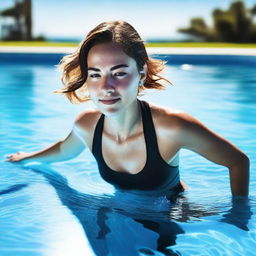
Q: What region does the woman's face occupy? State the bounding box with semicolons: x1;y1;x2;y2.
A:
86;42;144;115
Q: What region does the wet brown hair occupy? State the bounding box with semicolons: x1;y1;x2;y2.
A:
56;20;172;103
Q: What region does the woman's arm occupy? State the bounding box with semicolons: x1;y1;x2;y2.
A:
6;122;86;164
176;112;249;196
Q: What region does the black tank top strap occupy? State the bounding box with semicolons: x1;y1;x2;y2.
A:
139;100;160;158
92;114;104;158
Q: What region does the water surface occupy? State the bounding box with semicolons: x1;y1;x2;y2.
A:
0;54;255;256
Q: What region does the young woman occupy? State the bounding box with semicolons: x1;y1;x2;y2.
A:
6;20;249;196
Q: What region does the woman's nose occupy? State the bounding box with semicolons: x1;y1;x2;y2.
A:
101;75;115;92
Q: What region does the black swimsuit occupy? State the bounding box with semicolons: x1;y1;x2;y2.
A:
92;100;181;191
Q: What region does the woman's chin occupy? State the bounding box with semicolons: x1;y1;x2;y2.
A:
96;100;123;116
101;107;121;116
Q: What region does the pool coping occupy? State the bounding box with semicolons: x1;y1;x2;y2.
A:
0;46;256;56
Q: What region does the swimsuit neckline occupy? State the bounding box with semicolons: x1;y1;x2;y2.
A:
99;100;150;176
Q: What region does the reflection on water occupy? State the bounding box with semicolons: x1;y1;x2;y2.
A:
0;164;251;256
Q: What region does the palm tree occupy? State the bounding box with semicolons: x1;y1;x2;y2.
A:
178;1;256;43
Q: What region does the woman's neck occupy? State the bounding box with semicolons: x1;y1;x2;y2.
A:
104;99;142;143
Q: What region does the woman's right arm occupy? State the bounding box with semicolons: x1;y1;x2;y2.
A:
6;122;87;164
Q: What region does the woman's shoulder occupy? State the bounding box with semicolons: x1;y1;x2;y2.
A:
148;101;206;145
74;108;102;133
148;101;197;129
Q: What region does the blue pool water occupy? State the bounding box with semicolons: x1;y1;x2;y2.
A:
0;53;256;256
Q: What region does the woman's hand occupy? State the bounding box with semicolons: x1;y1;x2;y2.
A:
5;151;29;162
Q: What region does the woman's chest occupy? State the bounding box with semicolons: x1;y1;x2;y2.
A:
98;130;179;174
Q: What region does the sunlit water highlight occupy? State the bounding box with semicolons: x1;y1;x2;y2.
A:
0;54;255;256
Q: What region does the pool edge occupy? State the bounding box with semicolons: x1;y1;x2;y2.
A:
0;46;256;56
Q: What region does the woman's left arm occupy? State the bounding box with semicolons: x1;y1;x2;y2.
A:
176;113;250;196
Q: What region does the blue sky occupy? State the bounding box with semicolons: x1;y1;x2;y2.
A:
0;0;255;40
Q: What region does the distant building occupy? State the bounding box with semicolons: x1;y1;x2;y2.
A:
0;0;32;41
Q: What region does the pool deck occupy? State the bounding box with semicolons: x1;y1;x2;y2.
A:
0;46;256;56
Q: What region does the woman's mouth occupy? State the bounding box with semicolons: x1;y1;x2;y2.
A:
99;98;120;105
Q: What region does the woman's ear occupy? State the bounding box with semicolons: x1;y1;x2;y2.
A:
139;64;148;83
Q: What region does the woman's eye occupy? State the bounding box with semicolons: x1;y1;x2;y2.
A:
114;72;127;77
89;74;100;78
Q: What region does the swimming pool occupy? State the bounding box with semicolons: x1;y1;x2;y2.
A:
0;52;255;256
